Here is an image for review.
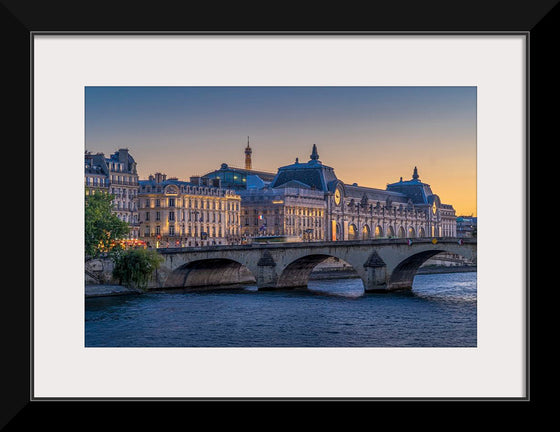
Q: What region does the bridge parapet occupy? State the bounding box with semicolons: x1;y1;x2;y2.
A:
155;237;475;254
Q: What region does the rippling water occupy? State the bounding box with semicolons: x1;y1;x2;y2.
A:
85;272;476;347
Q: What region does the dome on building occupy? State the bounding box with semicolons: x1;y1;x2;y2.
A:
269;144;338;191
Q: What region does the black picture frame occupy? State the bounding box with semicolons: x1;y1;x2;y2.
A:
4;0;550;425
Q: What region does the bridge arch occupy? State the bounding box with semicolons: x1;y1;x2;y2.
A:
397;226;406;238
276;253;364;290
163;258;256;289
387;248;473;290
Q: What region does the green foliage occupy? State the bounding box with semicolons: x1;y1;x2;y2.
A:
85;192;130;258
111;248;163;290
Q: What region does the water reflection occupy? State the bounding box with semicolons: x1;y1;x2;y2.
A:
85;272;477;347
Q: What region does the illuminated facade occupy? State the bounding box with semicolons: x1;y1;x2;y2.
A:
138;173;242;247
241;187;326;239
245;144;457;241
84;148;140;238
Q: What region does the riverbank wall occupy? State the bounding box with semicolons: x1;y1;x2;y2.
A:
85;284;144;297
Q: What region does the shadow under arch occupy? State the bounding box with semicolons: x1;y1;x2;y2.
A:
389;249;472;290
164;258;256;289
276;254;362;290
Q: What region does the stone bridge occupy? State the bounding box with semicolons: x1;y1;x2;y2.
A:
150;237;476;292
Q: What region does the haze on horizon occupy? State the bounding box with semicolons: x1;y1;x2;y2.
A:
85;86;477;217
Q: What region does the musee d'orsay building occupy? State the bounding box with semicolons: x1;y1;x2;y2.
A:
202;143;457;241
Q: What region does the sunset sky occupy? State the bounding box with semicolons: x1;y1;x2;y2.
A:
85;86;476;216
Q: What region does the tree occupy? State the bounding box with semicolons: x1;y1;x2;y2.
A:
85;192;130;258
111;248;163;291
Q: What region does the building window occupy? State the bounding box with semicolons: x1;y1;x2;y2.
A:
169;226;175;236
169;198;175;207
169;211;175;221
145;212;150;221
155;199;160;207
156;211;161;221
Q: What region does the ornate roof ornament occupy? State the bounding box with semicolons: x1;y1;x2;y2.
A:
360;193;369;208
310;144;320;161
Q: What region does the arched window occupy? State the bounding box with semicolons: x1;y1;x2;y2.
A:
362;225;370;240
348;224;358;240
375;225;383;238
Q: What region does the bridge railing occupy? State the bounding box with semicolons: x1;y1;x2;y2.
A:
154;237;475;254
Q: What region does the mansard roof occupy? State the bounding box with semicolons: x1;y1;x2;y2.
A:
343;183;409;204
386;167;434;205
273;179;312;189
139;178;190;189
108;148;137;173
85;153;108;175
269;146;338;191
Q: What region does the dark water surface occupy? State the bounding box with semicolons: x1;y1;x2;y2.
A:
85;272;476;347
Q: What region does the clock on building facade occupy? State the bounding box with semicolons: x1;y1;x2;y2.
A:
334;188;342;206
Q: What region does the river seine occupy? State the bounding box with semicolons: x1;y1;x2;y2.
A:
85;271;476;347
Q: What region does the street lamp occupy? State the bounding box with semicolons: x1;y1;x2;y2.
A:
258;215;267;236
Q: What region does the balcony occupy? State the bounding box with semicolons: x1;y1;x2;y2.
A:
110;180;139;186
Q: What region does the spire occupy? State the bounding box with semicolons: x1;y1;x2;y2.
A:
244;136;252;170
310;144;319;161
412;166;419;180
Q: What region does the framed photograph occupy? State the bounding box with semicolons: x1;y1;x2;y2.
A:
33;34;524;397
5;0;548;423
